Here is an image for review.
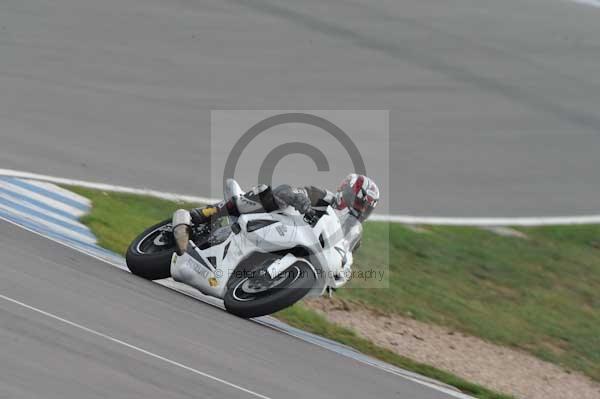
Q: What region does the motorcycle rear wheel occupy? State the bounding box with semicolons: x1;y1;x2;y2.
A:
126;219;174;280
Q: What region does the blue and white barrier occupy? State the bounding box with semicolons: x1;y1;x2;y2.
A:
0;176;125;267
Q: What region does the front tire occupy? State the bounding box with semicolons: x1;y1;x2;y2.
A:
126;219;174;280
224;257;316;318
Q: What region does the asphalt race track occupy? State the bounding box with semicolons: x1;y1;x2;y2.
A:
1;0;600;216
1;0;599;397
0;220;461;399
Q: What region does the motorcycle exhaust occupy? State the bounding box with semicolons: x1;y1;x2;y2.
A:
172;209;191;256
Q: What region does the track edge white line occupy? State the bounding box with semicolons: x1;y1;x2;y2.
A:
2;168;599;226
0;292;272;399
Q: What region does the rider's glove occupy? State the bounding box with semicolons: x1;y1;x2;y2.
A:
303;208;319;226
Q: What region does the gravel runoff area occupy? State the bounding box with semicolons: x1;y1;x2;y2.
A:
305;298;600;399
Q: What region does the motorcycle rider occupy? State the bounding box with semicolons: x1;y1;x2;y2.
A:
189;173;380;227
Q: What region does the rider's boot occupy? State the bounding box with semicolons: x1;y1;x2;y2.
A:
190;199;237;225
190;184;277;225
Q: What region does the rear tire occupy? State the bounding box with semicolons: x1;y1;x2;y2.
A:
224;257;316;318
126;219;174;280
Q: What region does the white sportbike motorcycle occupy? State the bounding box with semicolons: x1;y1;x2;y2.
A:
126;180;361;318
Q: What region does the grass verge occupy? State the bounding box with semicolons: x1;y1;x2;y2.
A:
346;223;600;381
69;186;200;254
68;185;598;394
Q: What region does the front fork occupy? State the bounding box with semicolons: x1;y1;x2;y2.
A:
172;209;191;255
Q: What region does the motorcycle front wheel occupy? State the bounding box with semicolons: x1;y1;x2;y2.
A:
224;256;317;318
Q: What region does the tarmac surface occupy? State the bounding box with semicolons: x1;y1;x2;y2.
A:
0;220;459;399
1;0;600;216
1;0;599;397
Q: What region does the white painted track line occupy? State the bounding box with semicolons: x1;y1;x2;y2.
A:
0;293;273;399
369;214;600;226
2;168;600;226
0;215;127;270
569;0;600;7
0;168;219;204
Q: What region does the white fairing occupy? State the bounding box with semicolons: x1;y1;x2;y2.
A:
171;201;361;300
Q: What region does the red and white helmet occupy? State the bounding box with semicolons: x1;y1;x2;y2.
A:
336;174;380;221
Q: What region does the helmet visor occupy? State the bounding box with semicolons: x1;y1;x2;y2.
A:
351;196;377;221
